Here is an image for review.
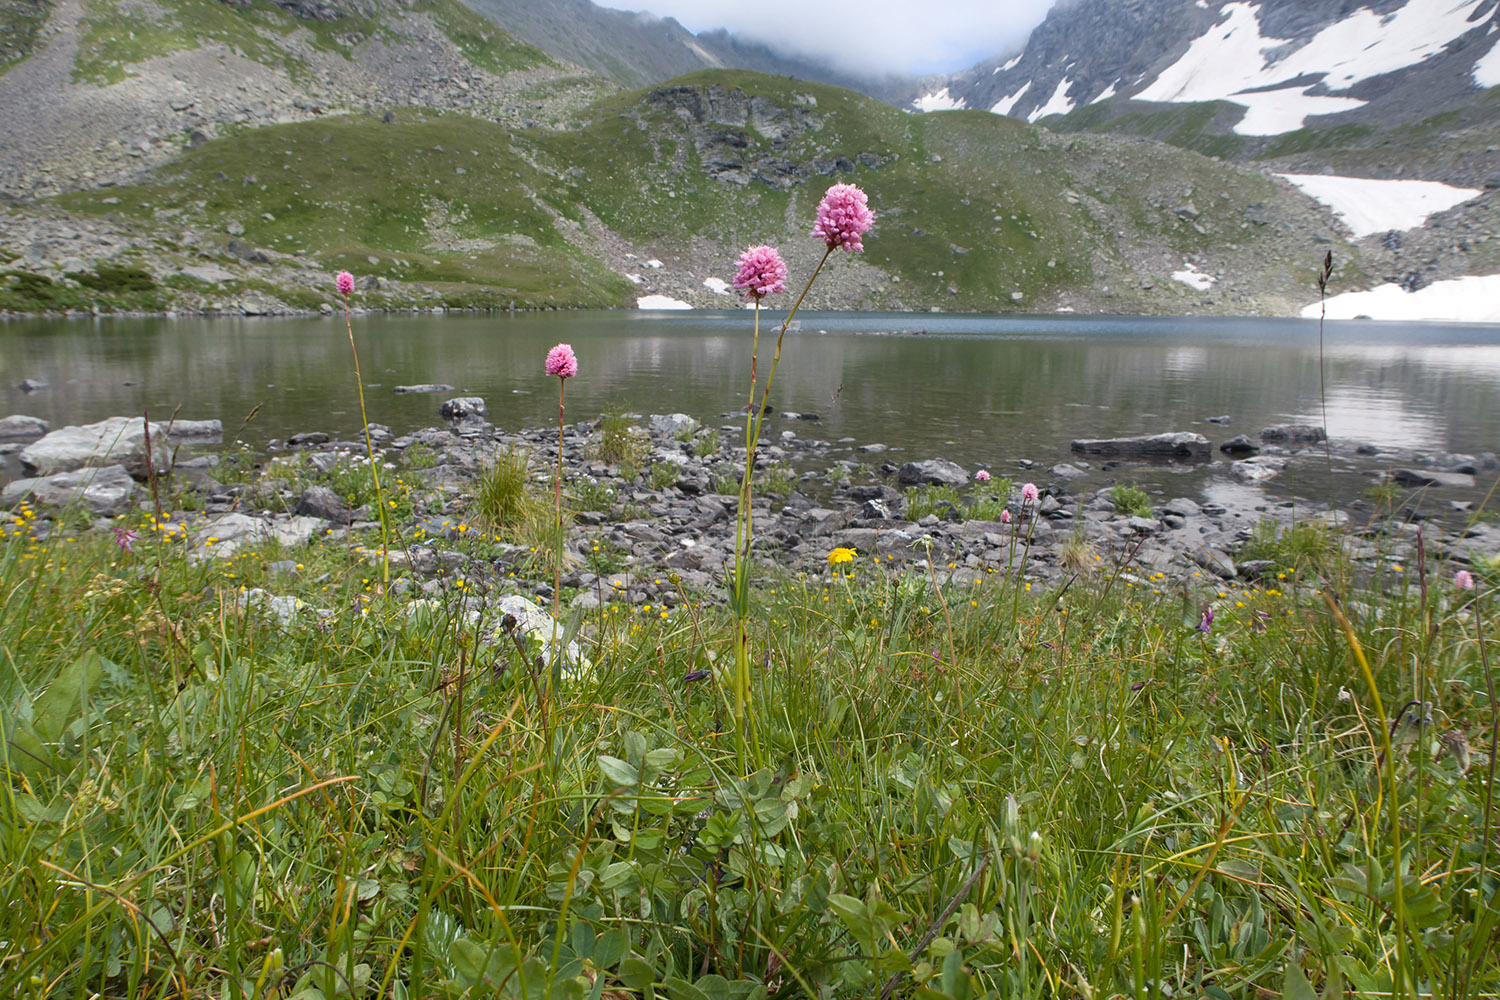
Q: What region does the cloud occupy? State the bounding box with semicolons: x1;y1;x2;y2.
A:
601;0;1057;77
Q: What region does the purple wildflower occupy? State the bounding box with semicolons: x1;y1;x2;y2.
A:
812;183;874;252
545;343;578;379
336;271;354;297
113;527;137;553
1197;605;1214;633
1021;482;1039;504
975;469;991;482
1455;569;1476;591
732;245;788;301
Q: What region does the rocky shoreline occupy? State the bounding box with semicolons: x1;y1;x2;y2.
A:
3;399;1498;612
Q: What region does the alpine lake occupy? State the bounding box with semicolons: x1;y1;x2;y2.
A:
3;309;1499;519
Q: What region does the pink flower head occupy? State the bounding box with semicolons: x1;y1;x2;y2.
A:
1021;482;1039;503
113;527;137;553
732;245;788;301
975;469;991;482
336;271;355;297
1455;569;1476;591
545;342;578;379
812;183;874;252
1000;509;1012;524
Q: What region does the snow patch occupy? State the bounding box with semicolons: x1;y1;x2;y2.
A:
1302;274;1500;323
990;81;1031;116
644;259;664;269
1091;81;1118;104
1136;0;1487;135
912;88;968;112
1172;263;1216;291
999;54;1022;73
702;277;730;295
1276;173;1482;238
636;295;693;310
1474;35;1500;87
624;274;643;284
1027;78;1075;121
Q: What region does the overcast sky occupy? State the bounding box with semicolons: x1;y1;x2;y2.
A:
600;1;1059;77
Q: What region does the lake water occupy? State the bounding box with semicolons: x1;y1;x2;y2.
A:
4;310;1499;508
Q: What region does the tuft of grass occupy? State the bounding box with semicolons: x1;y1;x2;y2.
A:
472;447;538;534
1111;483;1154;518
905;483;961;521
597;408;647;467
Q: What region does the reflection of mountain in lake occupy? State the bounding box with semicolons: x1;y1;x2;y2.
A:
3;312;1498;508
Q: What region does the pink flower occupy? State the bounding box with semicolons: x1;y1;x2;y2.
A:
732;245;788;301
336;271;355;297
1000;509;1012;524
1021;482;1039;503
975;469;991;482
1455;569;1475;590
112;527;137;553
545;342;578;379
812;183;874;252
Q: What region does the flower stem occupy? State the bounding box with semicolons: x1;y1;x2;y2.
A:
343;293;389;588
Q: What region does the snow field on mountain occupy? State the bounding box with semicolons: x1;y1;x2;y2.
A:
1135;0;1490;135
1276;173;1483;238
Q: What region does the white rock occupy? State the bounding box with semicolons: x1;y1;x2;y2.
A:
20;417;173;478
1;464;137;516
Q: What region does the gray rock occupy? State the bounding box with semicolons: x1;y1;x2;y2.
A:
0;414;49;442
1;464;137;516
287;431;330;446
295;485;365;524
1049;463;1088;481
491;594;594;682
20;417;173;479
1070;433;1211;461
1190;548;1237;580
17;378;48;392
440;396;488;424
1230;456;1288;484
649;413;698;437
394;384;455;394
1260;424;1326;446
225;239;272;264
190;513;325;559
167;419;223;440
897;459;968;486
1219;435;1258;456
1392;469;1475;489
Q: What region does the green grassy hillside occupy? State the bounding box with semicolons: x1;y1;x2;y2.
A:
10;70;1365;315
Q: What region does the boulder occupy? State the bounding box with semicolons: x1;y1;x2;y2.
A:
1218;435;1258;456
1230;456;1288;484
17;378;48;392
394;384;454;394
440;396;488;425
649;413;698;437
490;594;594;682
295;485;366;524
897;459;968;487
1070;433;1211;461
1;464;137;516
20;417;173;479
1392;469;1475;489
167;419;223;440
1260;424;1325;446
189;513;325;558
0;415;49;442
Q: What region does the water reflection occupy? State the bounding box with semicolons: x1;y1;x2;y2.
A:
2;312;1498;507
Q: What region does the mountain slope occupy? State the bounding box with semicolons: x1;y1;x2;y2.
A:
0;0;611;199
3;70;1365;317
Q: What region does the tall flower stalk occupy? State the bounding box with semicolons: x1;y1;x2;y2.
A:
545;343;578;665
337;271;391;588
728;184;873;760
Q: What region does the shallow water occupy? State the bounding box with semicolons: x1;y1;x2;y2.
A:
3;310;1499;509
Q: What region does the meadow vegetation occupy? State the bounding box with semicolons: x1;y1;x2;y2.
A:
2;481;1495;998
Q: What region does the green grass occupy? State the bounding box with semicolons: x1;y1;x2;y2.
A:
2;494;1496;998
1111;483;1154;518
